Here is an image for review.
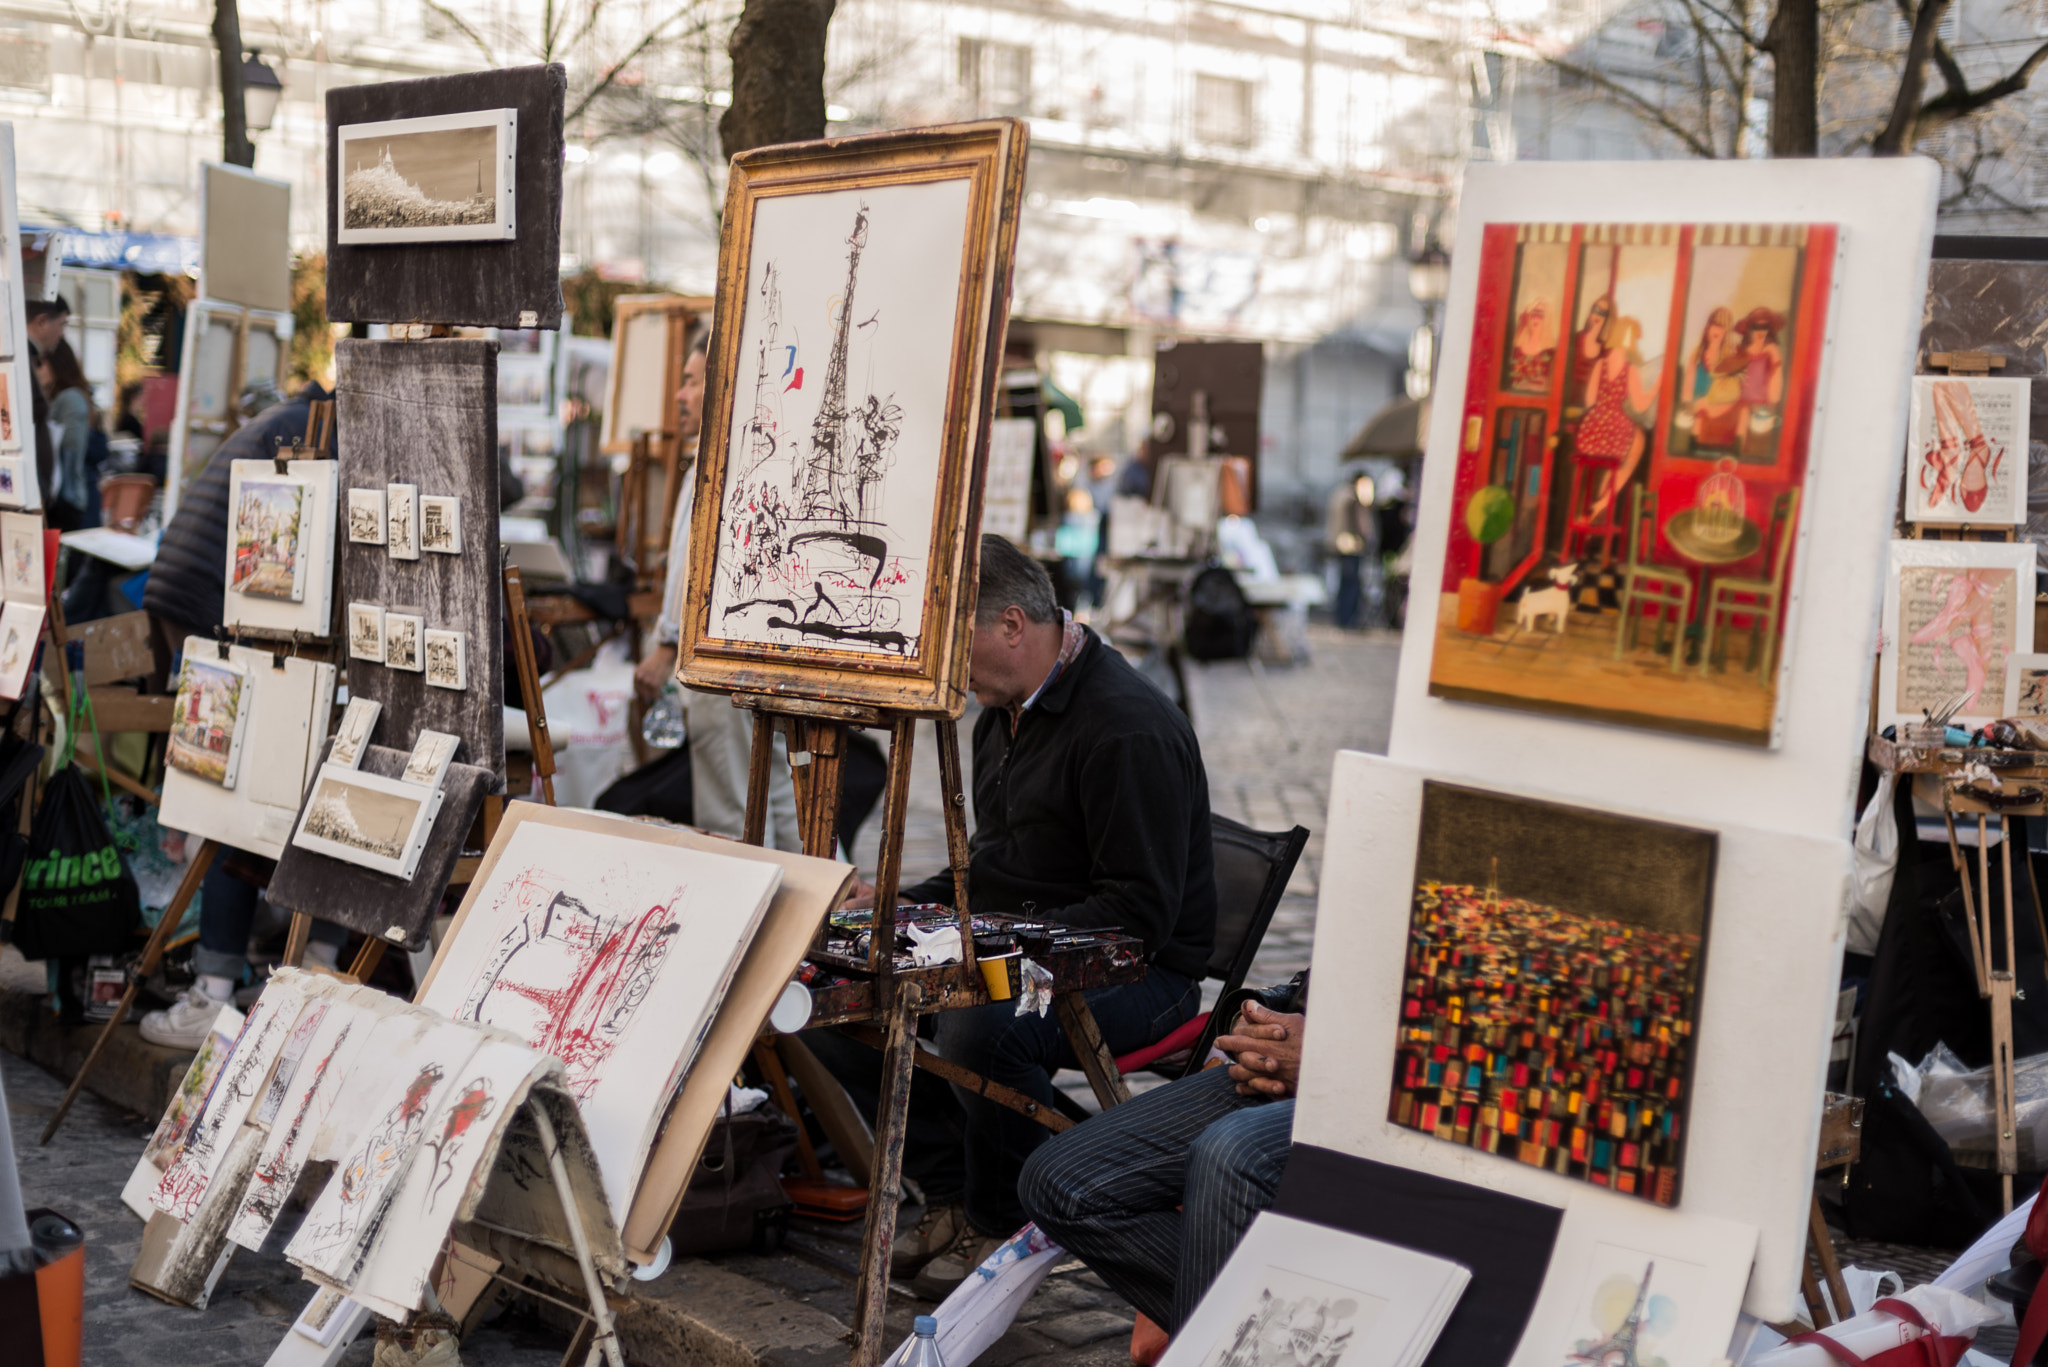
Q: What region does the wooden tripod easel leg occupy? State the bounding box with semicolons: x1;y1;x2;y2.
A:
851;981;920;1363
40;838;218;1144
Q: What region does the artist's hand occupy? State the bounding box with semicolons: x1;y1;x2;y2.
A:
634;646;678;704
1217;1001;1306;1099
842;876;877;910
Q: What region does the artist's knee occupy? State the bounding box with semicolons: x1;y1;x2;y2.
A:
1017;1129;1091;1230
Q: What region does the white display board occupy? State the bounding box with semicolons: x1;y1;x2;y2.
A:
0;125;37;510
1293;754;1850;1323
1385;158;1938;844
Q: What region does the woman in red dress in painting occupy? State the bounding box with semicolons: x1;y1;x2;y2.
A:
1577;315;1655;521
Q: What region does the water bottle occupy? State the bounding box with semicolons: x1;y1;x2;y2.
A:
641;680;686;749
889;1314;946;1366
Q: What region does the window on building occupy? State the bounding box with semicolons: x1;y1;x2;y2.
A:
0;35;48;94
1193;73;1255;147
959;38;1032;115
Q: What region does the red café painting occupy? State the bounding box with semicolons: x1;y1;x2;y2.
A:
1427;222;1837;745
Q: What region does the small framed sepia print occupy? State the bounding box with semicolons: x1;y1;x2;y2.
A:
347;602;384;663
424;628;466;691
420;495;462;554
334;108;517;246
292;762;443;879
679;120;1028;719
386;483;419;560
348;487;387;545
330;695;382;769
384;612;425;672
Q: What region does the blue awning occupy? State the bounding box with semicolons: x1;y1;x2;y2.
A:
23;226;199;276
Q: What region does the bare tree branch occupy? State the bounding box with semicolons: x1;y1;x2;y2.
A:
1541;54;1722;157
565;10;718;129
1873;0;1953;152
419;0;497;65
1914;38;2048;135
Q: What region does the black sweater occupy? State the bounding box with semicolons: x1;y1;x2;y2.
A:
901;629;1216;979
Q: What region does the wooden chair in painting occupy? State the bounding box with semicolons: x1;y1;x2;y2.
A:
1613;486;1691;669
1699;488;1800;678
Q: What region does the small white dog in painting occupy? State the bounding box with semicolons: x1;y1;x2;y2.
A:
1515;563;1579;633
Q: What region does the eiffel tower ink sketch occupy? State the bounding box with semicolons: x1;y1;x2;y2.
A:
708;181;972;660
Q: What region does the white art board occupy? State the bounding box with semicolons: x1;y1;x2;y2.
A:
1162;1212;1471;1367
225;459;339;638
1385;158;1937;844
160;644;336;859
0;510;41;604
1506;1198;1757;1367
417;815;784;1221
0;126;36;509
981;416;1037;542
1879;539;2035;732
704;177;974;660
1291;753;1849;1323
1904;376;2030;526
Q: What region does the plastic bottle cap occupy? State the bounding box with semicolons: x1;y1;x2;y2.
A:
30;1212;82;1262
914;1315;939;1336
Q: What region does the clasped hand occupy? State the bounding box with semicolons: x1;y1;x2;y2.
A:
1216;1001;1306;1099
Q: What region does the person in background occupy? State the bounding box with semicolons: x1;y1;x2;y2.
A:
1020;978;1308;1363
35;339;96;530
137;381;348;1048
22;297;66;357
1326;472;1379;629
630;329;804;849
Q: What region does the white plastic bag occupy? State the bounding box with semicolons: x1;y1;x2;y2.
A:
890;1224;1064;1366
1849;770;1900;954
1743;1283;1998;1364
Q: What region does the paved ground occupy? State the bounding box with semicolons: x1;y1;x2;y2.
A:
4;624;1401;1364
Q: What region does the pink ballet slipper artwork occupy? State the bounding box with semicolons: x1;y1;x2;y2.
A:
1907;568;2006;710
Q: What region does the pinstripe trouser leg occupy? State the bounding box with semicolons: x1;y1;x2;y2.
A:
1017;1066;1292;1333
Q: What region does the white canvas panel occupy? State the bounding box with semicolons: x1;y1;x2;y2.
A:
160;647;336;859
981;416;1037;542
1386;159;1938;842
1507;1198;1757;1367
225;459;339;638
418;815;783;1220
1291;754;1848;1322
704;175;975;660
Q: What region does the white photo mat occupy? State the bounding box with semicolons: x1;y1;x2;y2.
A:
334;108;517;245
1292;754;1850;1323
1878;538;2035;732
1381;159;1938;844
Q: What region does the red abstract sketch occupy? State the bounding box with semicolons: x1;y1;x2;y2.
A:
452;869;681;1099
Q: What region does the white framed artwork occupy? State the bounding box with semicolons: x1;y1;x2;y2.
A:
386;483;419;560
347;487;386;545
0;458;22;505
167;650;253;789
334;108;517;245
0;509;41;605
980;416;1037;543
0;598;40;699
384;612;424;672
1905;376;2029;526
420;495;461;554
160;642;337;859
292;762;443;879
1162;1213;1471;1367
225;459;338;639
0;126;38;506
2006;653;2048;721
401;729;458;790
346;603;384;663
424;629;466;691
329;696;382;769
1505;1197;1757;1367
1879;539;2036;732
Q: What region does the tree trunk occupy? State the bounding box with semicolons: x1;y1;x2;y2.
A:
719;0;836;161
1874;0;1954;153
1760;0;1819;155
213;0;252;167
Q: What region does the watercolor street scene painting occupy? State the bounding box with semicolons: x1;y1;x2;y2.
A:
231;477;308;602
168;655;251;788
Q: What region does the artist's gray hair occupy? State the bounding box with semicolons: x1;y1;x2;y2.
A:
976;533;1059;625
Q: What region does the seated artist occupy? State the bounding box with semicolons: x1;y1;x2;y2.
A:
807;534;1216;1297
1020;976;1307;1357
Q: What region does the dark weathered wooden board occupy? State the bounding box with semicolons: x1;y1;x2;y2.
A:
265;740;493;950
336;338;504;779
325;64;565;328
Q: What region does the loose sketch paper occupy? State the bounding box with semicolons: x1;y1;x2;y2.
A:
1905;376;2029;525
229;996;367;1250
0;509;42;604
981;415;1038;542
1505;1197;1756;1367
1879;539;2035;731
225;460;338;638
0;598;41;699
161;644;336;859
347;487;386;545
2006;653;2048;720
122;1004;245;1219
1163;1213;1471;1367
417;816;784;1220
167;651;253;789
330;696;382;769
705;177;974;660
335;109;518;246
292;762;442;879
153;980;309;1221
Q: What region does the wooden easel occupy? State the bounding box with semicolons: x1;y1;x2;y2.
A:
734;695;1136;1364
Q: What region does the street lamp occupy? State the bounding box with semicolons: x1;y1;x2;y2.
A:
242;51;283;133
1405;238;1450;400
